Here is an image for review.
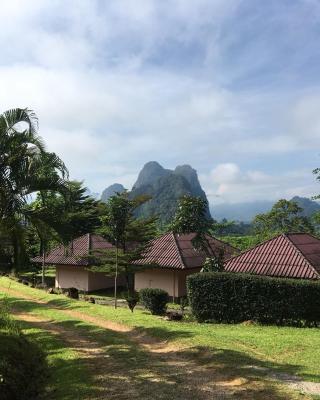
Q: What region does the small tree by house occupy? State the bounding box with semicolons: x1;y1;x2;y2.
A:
171;195;224;270
89;192;157;309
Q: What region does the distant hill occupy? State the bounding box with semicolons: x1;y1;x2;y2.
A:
133;161;171;189
211;201;274;222
211;196;320;222
102;161;210;225
290;196;320;217
101;183;126;202
132;162;211;224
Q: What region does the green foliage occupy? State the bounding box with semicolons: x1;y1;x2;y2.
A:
201;255;224;272
0;299;47;400
215;219;253;236
0;108;68;270
28;181;103;247
139;288;169;315
171;196;227;270
123;290;139;312
171;195;212;235
313;167;320;199
218;235;261;251
90;192;157;293
187;272;320;325
253;199;314;238
171;195;216;257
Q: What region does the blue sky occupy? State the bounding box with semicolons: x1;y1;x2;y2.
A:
0;0;319;205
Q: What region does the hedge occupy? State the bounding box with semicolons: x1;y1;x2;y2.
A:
139;288;169;315
187;272;320;326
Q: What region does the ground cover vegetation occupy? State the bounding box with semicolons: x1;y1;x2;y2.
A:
0;277;319;399
0;297;47;400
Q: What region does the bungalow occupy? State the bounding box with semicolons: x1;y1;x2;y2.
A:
33;231;238;295
33;233;125;292
134;232;239;299
225;233;320;280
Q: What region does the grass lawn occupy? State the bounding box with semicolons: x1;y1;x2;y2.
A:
1;277;319;383
18;323;98;400
0;276;319;399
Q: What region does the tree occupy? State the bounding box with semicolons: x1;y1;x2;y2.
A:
253;199;314;238
170;195;225;270
27;181;103;283
90;192;157;309
0;108;68;271
171;195;212;235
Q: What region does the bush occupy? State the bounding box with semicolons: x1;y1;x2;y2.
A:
0;301;47;400
187;272;320;326
139;288;169;315
123;291;139;312
67;287;79;299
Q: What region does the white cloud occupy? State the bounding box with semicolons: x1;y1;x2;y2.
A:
201;163;318;204
210;163;241;184
0;0;319;202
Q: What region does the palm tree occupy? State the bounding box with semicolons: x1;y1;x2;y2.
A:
0;108;68;271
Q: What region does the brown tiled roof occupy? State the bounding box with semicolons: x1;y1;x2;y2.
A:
136;232;239;270
225;233;320;280
32;234;114;266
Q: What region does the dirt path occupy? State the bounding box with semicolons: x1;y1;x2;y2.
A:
1;283;317;400
0;285;183;352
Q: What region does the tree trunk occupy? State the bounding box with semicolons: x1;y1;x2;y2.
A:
42;250;45;286
12;233;19;275
114;245;118;309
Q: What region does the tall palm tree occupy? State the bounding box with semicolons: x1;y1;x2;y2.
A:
0;108;68;270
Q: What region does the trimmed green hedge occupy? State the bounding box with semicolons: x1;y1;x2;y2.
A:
139;288;169;315
187;272;320;326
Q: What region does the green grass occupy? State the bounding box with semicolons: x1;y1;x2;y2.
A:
17;324;98;400
0;276;319;393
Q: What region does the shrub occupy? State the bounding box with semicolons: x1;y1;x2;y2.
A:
187;272;320;326
0;301;47;400
123;291;139;312
139;288;169;315
67;287;79;299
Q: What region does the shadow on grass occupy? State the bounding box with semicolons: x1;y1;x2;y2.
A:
17;320;101;400
2;295;318;399
18;317;315;399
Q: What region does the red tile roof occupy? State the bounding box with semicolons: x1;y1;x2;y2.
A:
225;233;320;280
33;232;238;270
136;232;239;270
32;234;114;266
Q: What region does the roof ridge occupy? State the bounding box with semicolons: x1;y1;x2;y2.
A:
225;233;283;265
283;233;320;278
172;232;186;269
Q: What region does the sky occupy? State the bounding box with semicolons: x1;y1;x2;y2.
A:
0;0;320;206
